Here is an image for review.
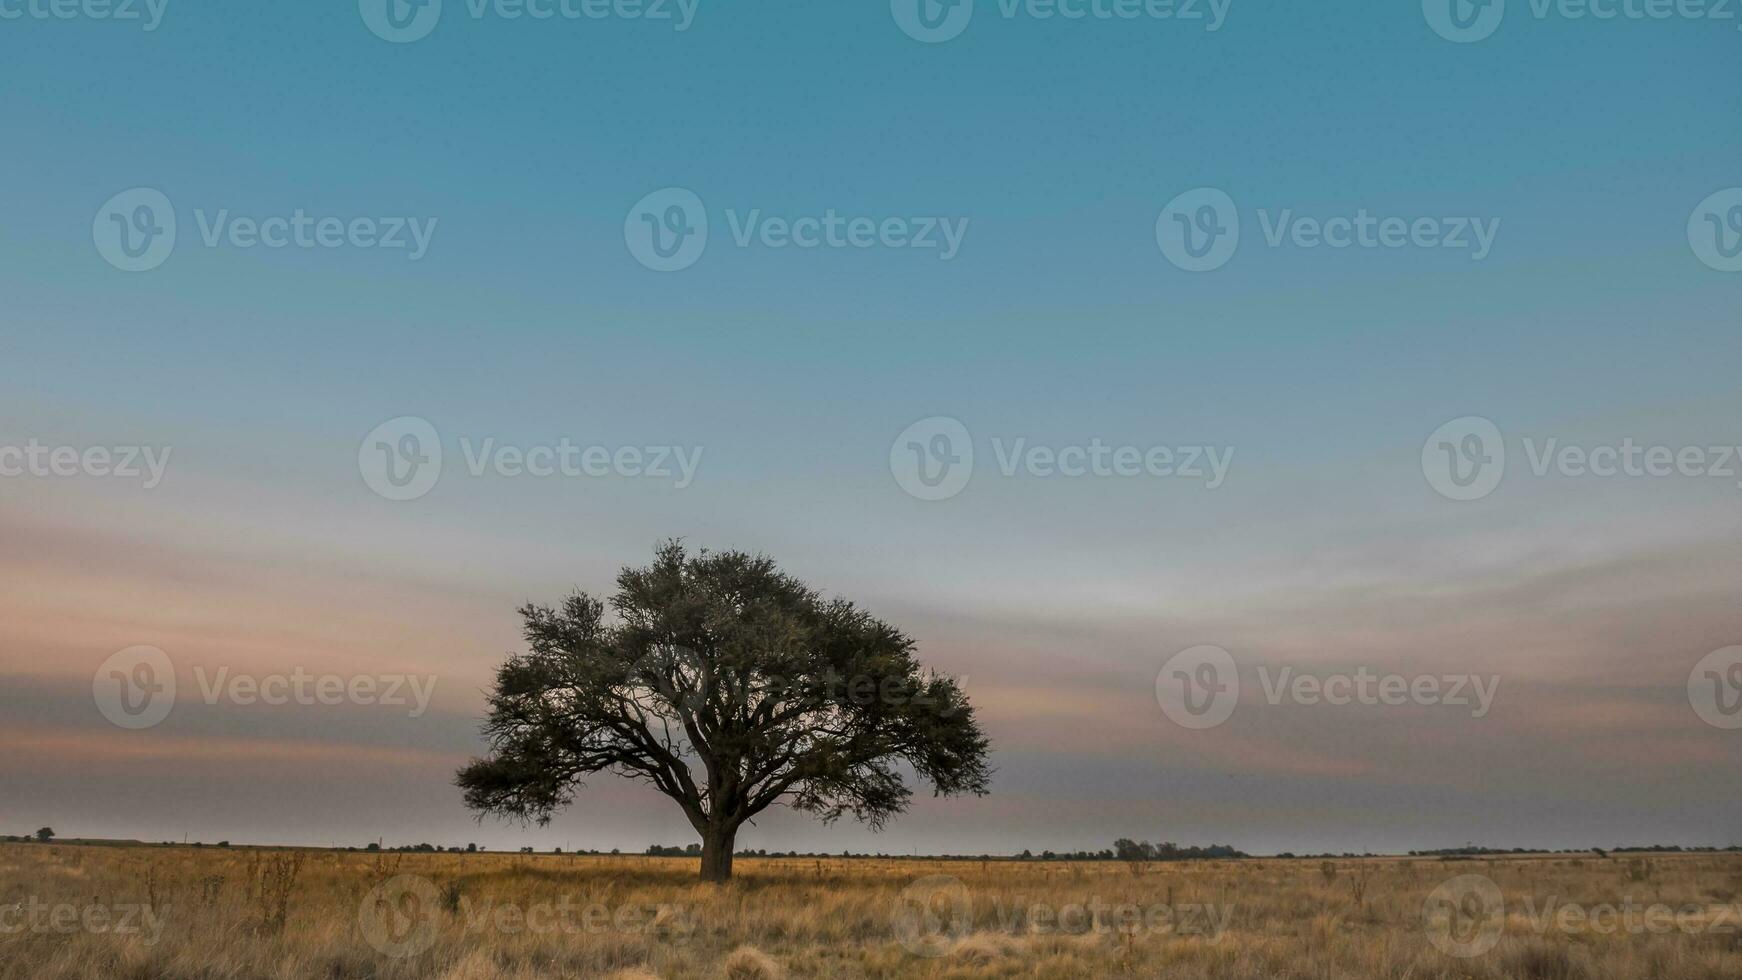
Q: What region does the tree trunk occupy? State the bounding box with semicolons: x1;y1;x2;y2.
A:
699;823;737;882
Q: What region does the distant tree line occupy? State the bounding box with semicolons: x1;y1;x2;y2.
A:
1409;844;1742;857
358;842;488;854
1112;839;1247;862
621;839;1252;862
10;831;1735;860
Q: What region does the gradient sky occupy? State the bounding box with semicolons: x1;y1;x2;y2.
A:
2;2;1739;856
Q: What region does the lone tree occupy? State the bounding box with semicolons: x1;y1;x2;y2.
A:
456;543;991;881
34;827;54;843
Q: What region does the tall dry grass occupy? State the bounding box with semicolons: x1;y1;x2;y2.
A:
1;843;1738;978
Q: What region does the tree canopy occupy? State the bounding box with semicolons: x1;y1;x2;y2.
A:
456;542;992;880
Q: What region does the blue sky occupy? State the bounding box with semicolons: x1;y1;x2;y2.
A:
2;1;1739;854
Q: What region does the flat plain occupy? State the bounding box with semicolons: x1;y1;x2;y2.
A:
3;843;1740;979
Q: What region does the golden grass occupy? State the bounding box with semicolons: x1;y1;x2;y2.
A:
1;843;1738;978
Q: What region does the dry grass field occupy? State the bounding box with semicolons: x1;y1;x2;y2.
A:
2;843;1740;979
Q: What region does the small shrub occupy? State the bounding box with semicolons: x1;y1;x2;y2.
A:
440;879;464;914
723;945;783;980
245;851;304;935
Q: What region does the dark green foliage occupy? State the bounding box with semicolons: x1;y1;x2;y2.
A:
457;542;992;880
